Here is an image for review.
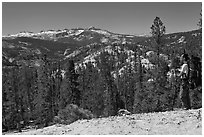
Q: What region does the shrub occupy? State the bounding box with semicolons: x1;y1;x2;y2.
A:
54;104;94;125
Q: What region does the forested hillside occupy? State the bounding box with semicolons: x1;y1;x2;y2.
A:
2;17;202;132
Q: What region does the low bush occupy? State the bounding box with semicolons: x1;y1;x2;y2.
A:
54;104;94;125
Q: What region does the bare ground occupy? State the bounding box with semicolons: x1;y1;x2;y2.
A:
4;108;202;135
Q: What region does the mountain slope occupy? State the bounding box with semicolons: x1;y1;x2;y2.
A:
2;27;147;66
2;28;201;69
5;108;202;135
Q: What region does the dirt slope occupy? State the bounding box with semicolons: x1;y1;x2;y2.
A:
5;108;202;135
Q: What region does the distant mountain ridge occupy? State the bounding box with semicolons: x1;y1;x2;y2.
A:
3;27;138;41
2;27;202;70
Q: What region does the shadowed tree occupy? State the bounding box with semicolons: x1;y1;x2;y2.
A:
97;51;118;116
68;60;81;106
150;16;169;112
133;47;143;113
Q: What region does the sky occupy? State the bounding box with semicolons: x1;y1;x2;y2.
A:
2;2;202;36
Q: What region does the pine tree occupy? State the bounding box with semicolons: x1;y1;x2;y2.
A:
33;57;52;126
150;16;168;112
16;64;32;126
150;16;166;66
113;44;126;110
2;68;17;130
59;60;80;108
78;62;104;116
68;60;81;106
97;51;117;116
52;61;63;115
59;70;72;109
133;47;143;113
2;67;24;129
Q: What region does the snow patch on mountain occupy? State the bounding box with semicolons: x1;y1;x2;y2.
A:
9;31;34;37
39;30;62;35
2;27;138;45
5;30;66;39
72;30;84;36
126;35;135;38
91;29;111;36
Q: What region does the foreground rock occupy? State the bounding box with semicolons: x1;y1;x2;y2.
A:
5;108;202;135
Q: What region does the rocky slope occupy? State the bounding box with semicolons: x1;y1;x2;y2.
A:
2;27;202;68
2;27;144;66
5;108;202;135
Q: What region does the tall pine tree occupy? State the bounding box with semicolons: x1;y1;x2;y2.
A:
150;16;168;112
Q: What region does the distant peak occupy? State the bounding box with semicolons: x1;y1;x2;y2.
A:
88;26;95;29
19;31;34;34
88;26;97;30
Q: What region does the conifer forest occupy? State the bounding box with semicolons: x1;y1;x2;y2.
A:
2;16;202;132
